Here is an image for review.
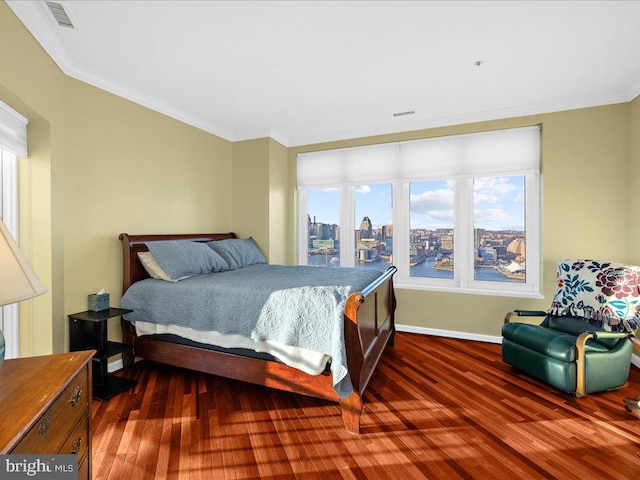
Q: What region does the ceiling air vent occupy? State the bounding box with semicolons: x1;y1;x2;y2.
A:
392;110;415;117
45;2;74;28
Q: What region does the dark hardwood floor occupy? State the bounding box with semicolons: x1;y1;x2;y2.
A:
92;333;640;479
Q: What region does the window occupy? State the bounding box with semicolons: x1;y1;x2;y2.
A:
297;126;541;297
306;188;340;267
473;175;526;283
410;180;454;279
0;100;28;358
355;183;392;272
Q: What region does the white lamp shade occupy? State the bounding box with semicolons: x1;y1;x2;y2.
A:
0;218;47;306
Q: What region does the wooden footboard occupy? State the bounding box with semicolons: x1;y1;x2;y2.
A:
119;233;396;433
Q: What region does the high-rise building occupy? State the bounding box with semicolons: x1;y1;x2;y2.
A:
359;216;373;239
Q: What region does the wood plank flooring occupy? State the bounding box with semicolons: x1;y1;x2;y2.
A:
92;333;640;479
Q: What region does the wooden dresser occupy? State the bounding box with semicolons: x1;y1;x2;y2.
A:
0;350;94;479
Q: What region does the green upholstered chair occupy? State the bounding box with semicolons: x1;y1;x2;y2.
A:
502;260;638;397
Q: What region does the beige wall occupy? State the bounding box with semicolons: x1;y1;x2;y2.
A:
231;137;288;263
0;3;232;354
232;138;270;253
289;104;631;336
630;95;640;265
629;95;640;352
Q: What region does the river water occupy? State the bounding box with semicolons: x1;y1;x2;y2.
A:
307;255;522;283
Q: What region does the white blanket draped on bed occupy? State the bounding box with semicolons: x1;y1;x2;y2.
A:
134;320;330;375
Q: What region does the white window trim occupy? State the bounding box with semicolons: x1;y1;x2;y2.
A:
0;101;28;158
297;189;309;265
341;187;355;268
1;148;20;357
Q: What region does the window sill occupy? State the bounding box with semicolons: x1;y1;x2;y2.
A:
394;281;545;299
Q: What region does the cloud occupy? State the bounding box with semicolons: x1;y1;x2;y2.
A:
474;177;517;204
410;189;453;212
430;210;454;221
474;208;511;223
410;188;454;223
355;185;371;194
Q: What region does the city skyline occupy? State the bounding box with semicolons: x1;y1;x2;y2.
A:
307;176;525;232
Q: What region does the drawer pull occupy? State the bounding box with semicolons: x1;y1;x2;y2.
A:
38;413;52;437
69;385;83;406
71;434;83;454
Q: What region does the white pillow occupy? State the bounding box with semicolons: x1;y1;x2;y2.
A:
137;251;185;282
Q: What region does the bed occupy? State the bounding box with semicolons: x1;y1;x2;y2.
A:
118;232;397;433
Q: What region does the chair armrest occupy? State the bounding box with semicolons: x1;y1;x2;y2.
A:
504;310;547;324
589;331;632;340
575;330;630;352
575;330;633;397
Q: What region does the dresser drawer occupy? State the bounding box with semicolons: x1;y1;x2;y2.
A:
60;413;89;457
11;368;88;454
78;450;89;480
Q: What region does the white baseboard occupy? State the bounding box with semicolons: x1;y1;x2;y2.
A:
395;323;640;368
396;323;502;344
108;358;124;373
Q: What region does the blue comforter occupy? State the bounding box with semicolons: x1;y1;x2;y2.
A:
121;264;384;397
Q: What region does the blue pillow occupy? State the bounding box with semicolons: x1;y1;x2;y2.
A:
145;240;229;281
207;237;266;270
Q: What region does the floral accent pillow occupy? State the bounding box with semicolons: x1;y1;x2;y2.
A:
548;259;640;332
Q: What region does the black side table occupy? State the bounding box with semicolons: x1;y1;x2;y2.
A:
68;307;136;401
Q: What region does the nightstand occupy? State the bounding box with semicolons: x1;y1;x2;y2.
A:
68;307;136;401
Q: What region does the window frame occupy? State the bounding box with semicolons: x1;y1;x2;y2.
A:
296;126;542;299
1;147;20;357
391;174;541;298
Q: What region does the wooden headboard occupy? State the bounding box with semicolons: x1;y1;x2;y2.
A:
118;232;237;293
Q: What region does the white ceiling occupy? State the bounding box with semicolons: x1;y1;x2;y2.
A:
7;1;640;147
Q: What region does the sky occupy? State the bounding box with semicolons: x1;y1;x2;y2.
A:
307;175;525;231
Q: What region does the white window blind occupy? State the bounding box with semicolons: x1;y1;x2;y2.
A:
0;100;28;158
297;126;540;187
297;142;399;188
399;127;540;180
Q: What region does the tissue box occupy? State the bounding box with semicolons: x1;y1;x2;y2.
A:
88;293;110;312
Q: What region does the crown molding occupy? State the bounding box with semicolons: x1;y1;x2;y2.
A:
627;81;640;104
287;92;632;147
233;128;291;148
